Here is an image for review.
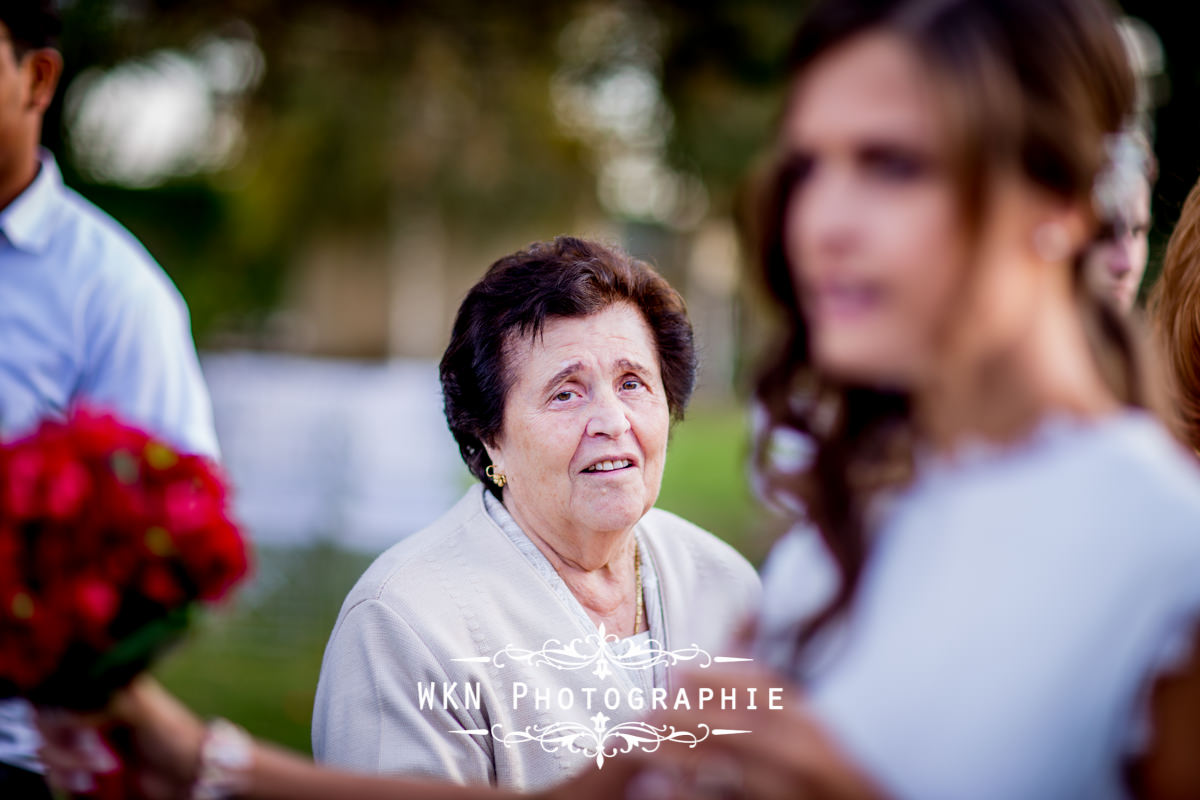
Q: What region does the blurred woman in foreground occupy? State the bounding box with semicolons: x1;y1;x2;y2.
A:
653;0;1200;798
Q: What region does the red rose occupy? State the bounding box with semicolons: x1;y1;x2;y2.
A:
173;519;249;602
140;564;185;607
44;457;91;520
163;480;218;534
4;447;46;519
73;578;121;632
0;591;69;690
68;408;148;457
0;407;248;704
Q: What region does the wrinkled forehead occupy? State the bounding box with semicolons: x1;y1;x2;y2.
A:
500;304;659;383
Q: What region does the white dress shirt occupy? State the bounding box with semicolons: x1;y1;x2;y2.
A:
0;151;219;772
0;150;218;457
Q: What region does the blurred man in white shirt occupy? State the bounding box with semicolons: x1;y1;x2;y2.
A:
0;3;219;795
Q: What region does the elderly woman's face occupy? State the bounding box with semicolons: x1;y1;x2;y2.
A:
487;303;670;539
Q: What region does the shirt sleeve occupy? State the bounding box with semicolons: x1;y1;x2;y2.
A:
311;598;495;784
76;264;220;460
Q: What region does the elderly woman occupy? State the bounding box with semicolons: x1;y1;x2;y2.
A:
310;236;760;789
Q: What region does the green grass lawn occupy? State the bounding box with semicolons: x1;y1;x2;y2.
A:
656;403;774;563
154;544;373;754
155;403;772;755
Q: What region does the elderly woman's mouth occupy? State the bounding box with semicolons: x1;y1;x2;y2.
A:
582;459;634;473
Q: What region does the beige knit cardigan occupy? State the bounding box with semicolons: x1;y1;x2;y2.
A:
312;483;761;791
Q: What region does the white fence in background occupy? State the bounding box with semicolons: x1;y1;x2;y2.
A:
201;352;467;553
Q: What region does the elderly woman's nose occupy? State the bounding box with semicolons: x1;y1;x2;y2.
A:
584;389;633;437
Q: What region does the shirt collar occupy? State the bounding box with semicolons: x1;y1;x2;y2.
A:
0;149;64;255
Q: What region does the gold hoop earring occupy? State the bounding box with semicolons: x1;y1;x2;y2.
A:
485;465;507;489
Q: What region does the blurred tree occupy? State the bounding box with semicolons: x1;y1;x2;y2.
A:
40;0;812;348
48;0;600;343
48;1;1191;349
656;1;797;211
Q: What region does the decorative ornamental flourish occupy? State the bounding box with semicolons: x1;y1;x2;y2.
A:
486;714;741;769
452;624;749;680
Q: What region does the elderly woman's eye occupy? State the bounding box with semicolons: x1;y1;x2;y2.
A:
554;390;576;402
621;379;643;391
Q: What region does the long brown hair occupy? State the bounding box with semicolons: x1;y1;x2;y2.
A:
753;0;1140;665
1149;179;1200;453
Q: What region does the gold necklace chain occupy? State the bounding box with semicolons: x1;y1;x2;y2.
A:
633;539;644;633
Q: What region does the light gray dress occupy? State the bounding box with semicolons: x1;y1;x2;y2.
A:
755;411;1200;800
312;484;761;790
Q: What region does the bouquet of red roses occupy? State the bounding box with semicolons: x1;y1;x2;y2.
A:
0;409;248;710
